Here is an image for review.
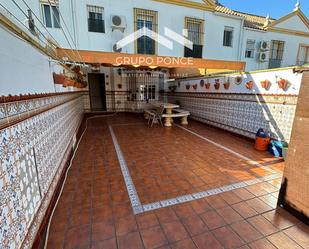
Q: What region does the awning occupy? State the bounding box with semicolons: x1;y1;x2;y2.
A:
56;48;246;72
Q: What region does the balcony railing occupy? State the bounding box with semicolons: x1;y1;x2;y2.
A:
268;59;282;69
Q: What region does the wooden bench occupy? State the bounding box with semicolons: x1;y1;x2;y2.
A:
161;108;190;126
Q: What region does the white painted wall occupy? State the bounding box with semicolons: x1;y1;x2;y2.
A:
59;0;243;60
174;68;302;95
0;25;79;95
0;0;243;60
241;28;309;71
2;0;309;73
275;14;309;32
0;26;56;95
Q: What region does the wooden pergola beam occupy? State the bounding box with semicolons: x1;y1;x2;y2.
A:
56;48;246;71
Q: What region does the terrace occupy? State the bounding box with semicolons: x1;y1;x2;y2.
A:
43;113;307;249
1;3;309;247
1;65;309;249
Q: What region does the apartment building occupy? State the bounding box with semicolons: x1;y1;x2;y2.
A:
3;0;309;72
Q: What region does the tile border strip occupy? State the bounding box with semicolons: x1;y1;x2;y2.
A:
109;125;143;214
109;123;281;214
141;173;282;212
175;124;268;169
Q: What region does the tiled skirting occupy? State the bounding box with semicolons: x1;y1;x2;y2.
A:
0;93;84;249
161;92;297;142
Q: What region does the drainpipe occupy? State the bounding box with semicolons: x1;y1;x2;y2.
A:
237;17;245;62
70;0;78;47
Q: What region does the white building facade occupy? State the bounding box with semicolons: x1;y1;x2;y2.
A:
2;0;309;71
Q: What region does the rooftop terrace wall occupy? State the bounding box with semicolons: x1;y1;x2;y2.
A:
162;68;302;142
0;92;84;248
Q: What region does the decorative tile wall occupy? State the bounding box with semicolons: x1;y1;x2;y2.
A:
162;92;297;142
162;68;301;142
0;93;80;130
0;93;84;249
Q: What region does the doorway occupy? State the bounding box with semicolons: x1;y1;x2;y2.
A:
88;73;107;111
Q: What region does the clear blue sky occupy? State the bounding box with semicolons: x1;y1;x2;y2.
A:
219;0;309;19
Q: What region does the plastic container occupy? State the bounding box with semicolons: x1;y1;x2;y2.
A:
268;140;283;157
255;128;271;151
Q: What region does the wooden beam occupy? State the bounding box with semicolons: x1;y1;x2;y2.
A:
56;48;246;71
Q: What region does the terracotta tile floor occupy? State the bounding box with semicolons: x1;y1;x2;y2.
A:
47;113;308;249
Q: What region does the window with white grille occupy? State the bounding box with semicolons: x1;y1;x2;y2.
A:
87;5;105;33
245;39;255;58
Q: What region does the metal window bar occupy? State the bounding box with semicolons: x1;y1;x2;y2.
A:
125;71;161;101
245;39;255;58
185;17;204;45
134;8;158;54
269;40;285;68
87;5;105;33
297;46;309;65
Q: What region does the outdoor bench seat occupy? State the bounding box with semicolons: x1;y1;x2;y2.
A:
173;108;190;115
161;108;190;126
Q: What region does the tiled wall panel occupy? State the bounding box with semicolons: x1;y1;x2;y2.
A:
163;92;297;142
0;93;84;249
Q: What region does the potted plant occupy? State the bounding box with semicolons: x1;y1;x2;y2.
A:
278;78;289;91
186;84;190;90
214;79;220;90
205;82;211;89
235;76;242;85
53;73;66;85
261;80;271;90
193;84;198;90
224;79;230;90
246;81;254;90
200;79;205;87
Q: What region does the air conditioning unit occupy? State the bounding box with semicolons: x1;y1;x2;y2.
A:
259;52;269;62
260;41;270;50
112;43;122;53
111;15;126;30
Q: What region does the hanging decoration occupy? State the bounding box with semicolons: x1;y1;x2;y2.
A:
53;73;87;89
246;81;254;90
235;76;243;85
224;78;230;90
261;80;271;90
277;78;289;91
214;79;220;90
